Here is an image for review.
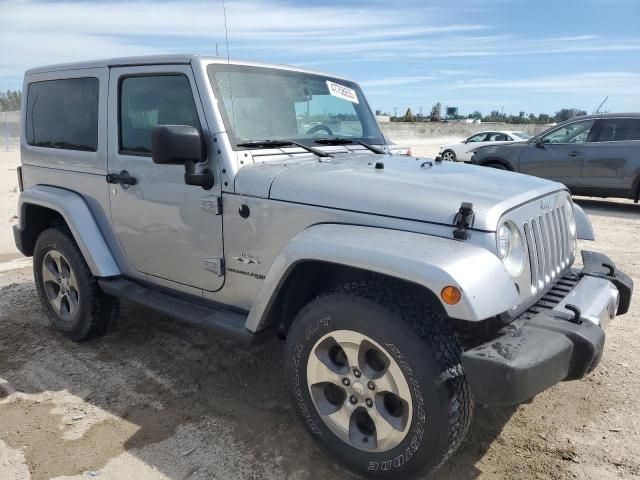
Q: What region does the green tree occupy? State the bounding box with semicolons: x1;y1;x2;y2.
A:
0;90;21;111
537;113;551;124
483;110;505;122
403;108;415;122
554;108;587;122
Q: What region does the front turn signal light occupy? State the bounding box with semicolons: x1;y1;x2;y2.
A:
441;286;462;305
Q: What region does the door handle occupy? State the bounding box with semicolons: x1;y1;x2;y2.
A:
106;170;137;186
568;151;583;157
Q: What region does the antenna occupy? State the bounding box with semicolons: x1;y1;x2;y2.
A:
594;96;608;114
221;0;231;63
220;0;237;142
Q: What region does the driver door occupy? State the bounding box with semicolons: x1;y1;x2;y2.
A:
107;65;224;292
519;119;595;188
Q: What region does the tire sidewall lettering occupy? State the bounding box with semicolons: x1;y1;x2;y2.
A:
365;343;427;471
292;317;332;436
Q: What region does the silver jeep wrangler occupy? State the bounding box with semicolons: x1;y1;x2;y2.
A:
14;55;633;479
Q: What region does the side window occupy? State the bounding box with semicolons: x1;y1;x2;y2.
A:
596;119;640;142
26;77;99;151
466;133;487;143
487;133;508;141
119;75;200;155
542;119;595;145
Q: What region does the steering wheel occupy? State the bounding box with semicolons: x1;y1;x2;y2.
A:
306;124;333;136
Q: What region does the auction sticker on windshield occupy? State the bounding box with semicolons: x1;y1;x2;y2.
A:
326;80;359;104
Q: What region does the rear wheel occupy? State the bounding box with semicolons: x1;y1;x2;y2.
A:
33;227;117;341
284;281;472;479
441;150;456;162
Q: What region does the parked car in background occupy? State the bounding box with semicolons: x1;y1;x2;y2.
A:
439;130;531;162
470;114;640;202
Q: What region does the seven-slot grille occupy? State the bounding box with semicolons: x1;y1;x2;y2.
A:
522;204;573;294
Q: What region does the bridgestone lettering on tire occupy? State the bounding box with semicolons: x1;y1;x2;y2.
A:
284;281;473;479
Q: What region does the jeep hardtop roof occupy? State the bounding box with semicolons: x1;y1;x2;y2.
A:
25;54;349;81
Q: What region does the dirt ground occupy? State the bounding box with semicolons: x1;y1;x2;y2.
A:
1;148;639;480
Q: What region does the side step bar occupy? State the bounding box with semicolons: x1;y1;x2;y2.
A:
98;278;271;347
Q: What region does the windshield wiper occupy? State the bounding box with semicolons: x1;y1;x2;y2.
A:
236;139;332;158
314;138;385;154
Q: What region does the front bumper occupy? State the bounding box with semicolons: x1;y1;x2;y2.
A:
462;251;633;406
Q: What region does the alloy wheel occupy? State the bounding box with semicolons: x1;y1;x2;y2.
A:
307;330;413;452
41;250;80;321
442;150;455;161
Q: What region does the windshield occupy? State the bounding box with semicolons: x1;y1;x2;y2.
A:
207;64;384;148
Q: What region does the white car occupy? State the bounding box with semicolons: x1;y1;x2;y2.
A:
439;130;531;162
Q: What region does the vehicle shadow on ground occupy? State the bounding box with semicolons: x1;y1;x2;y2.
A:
431;404;519;479
574;197;640;219
0;279;518;480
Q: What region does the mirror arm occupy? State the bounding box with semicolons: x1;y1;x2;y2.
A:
184;160;215;190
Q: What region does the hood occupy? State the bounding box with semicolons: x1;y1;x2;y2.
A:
234;153;564;231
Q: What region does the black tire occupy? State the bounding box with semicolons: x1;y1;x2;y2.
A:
485;162;508;170
284;281;472;479
33;227;117;341
441;149;457;162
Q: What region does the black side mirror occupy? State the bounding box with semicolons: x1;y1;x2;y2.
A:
151;125;214;190
535;138;545;148
151;125;203;164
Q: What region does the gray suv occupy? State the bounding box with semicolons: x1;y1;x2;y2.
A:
470;113;640;202
13;55;633;479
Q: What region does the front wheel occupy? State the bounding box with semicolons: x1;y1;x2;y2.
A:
441;149;457;162
284;282;472;479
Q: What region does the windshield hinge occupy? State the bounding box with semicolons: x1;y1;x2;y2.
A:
453;202;474;240
201;196;222;215
203;257;225;276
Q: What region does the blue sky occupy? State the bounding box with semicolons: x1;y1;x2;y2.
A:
1;0;640;116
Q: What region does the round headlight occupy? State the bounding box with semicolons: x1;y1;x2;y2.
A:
497;224;512;259
497;222;525;277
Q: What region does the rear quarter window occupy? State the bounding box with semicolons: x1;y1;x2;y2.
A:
26;77;99;152
596;118;640;142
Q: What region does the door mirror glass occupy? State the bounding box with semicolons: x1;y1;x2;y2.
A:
151;125;203;165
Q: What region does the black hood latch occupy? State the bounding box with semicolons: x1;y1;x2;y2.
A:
453;202;474;240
